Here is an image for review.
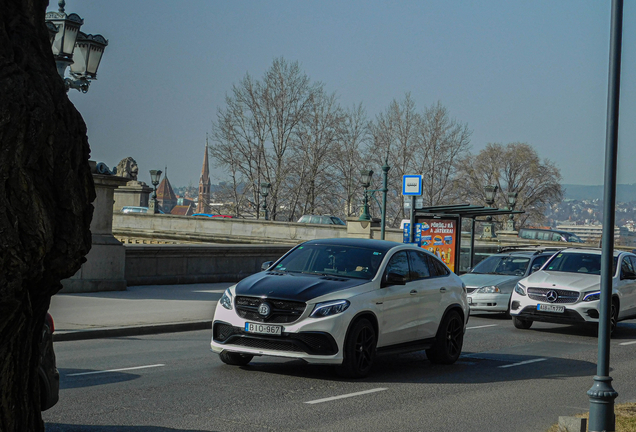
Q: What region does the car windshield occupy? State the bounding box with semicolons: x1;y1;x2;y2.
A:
471;255;530;276
272;243;385;280
543;252;616;275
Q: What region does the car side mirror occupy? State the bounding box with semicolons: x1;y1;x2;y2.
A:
261;261;274;271
382;271;407;287
530;264;541;274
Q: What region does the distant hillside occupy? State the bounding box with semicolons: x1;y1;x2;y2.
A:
563;184;636;202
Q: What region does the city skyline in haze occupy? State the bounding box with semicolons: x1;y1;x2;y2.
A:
55;1;636;190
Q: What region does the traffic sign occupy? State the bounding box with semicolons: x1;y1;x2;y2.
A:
402;175;422;196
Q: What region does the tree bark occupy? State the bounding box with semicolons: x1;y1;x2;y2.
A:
0;0;95;430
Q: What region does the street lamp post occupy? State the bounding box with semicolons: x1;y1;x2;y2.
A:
482;184;498;238
506;192;518;231
260;182;271;220
380;160;391;240
149;170;162;214
45;0;108;93
359;170;373;221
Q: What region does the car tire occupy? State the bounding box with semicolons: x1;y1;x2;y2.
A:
610;299;619;337
219;351;253;366
336;318;376;378
426;310;464;365
512;316;533;329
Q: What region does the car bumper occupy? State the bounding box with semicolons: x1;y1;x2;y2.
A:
509;294;599;325
467;292;510;313
210;305;348;365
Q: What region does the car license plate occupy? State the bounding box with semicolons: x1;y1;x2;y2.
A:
537;304;565;313
245;322;282;335
468;297;473;305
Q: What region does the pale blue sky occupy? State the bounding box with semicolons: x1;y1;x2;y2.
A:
57;1;636;189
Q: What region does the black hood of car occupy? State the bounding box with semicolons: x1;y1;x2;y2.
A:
234;271;368;302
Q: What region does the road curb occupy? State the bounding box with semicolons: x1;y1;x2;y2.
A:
53;320;212;342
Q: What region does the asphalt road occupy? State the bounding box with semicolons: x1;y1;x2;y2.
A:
43;314;636;432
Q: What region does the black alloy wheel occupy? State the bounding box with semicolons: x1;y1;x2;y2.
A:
219;351;254;366
426;310;464;364
610;299;619;336
512;316;533;329
336;318;376;378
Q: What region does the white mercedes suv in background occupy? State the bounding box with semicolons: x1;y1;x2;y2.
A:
211;238;469;378
509;248;636;334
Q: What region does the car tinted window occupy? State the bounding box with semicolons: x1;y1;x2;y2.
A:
309;216;320;224
529;255;550;274
519;229;535;240
407;251;431;280
629;256;636;277
551;233;563;242
330;217;345;225
428;255;450;276
386;251;410;281
273;244;384;280
621;256;635;278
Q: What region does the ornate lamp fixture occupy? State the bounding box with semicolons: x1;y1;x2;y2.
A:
506;192;518;231
260;182;271;220
359;170;374;221
149;170;163;214
482;184;499;238
45;0;108;93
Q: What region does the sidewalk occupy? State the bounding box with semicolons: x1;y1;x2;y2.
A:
49;282;233;341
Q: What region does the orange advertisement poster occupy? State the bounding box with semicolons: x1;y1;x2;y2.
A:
417;218;457;272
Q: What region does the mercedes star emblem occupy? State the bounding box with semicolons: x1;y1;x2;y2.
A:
546;290;558;303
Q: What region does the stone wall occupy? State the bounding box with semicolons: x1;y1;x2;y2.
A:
124;244;294;285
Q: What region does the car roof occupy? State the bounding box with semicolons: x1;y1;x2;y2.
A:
554;247;629;257
300;237;405;253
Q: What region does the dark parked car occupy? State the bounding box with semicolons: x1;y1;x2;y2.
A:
39;313;59;411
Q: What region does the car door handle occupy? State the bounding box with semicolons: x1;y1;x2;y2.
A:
440;287;447;293
410;290;418;295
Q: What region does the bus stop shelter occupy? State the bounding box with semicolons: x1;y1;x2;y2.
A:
405;203;524;274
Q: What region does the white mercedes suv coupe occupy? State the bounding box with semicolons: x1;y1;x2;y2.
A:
211;238;469;378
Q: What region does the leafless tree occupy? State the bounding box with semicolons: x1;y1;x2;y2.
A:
211;58;323;220
455;142;563;228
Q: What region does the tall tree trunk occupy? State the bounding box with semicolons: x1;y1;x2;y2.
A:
0;0;95;430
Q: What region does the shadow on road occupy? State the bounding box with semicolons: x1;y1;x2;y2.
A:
46;424;215;432
234;347;600;384
59;368;140;389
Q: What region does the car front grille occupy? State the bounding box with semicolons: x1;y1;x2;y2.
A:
213;322;338;355
527;287;580;304
235;296;306;324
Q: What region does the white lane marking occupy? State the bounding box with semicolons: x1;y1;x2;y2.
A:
498;358;547;369
67;364;165;377
467;324;498;330
619;340;636;346
305;388;388;404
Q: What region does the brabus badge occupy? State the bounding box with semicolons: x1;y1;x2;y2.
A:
258;302;271;317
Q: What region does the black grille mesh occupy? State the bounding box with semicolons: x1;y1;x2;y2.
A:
212;322;337;355
235;296;306;324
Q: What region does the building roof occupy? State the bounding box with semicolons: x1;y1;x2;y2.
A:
200;142;210;186
157;173;177;202
170;204;194;216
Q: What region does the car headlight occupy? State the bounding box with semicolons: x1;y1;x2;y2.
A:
220;289;233;310
477;285;500;294
514;282;526;296
583;291;601;302
310;300;350;318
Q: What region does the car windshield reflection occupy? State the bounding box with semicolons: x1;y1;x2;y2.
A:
472;255;530;276
273;244;385;280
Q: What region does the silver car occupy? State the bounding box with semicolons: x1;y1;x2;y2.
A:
461;249;558;315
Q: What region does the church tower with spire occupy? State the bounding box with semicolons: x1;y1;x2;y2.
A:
156;166;178;214
196;138;211;214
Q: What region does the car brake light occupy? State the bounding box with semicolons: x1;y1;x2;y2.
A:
46;313;55;333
